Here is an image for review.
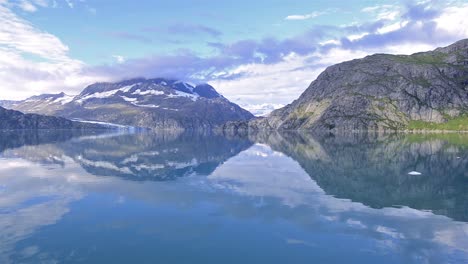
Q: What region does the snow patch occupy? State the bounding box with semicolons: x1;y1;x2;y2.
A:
131;103;160;108
53;94;75;105
132;89;165;96
76;83;140;103
119;84;140;93
408;171;422;175
76;90;119;103
167;90;199;101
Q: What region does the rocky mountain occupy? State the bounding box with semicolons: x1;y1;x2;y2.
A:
0;106;103;129
224;39;468;132
1;78;253;130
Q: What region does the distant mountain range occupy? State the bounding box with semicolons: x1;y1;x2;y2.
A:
222;39;468;132
0;78;253;130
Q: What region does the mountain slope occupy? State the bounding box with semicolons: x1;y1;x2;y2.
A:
244;39;468;131
2;78;253;130
0;106;101;129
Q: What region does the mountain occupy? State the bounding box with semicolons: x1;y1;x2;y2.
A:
0;106;103;129
0;100;20;109
224;39;468;132
1;78;254;130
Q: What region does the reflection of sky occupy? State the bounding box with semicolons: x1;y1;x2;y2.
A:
0;142;467;263
207;145;468;252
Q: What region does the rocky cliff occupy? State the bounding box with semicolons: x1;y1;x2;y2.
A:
225;39;468;132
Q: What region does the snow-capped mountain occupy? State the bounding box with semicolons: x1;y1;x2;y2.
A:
0;78;254;130
3;92;75;116
73;78;219;107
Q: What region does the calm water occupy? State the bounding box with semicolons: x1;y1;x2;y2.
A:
0;130;467;264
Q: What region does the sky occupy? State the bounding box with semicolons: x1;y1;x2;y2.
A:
0;0;467;115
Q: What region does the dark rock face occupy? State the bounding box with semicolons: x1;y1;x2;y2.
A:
0;106;100;129
1;78;253;130
245;39;468;131
193;84;222;99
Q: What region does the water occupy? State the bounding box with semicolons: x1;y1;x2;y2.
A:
0;130;467;263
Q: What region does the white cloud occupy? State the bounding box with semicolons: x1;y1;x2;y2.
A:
17;0;37;12
212;54;321;113
361;4;401;20
112;55;125;64
64;0;73;8
9;0;50;12
0;4;108;100
376;20;409;34
361;4;394;13
347;32;369;41
434;3;468;39
0;4;70;60
241;103;285;116
285;11;324;20
32;0;48;7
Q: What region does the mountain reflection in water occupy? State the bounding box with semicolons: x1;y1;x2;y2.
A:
0;130;466;264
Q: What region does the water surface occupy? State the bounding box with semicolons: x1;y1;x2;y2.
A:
0;130;467;263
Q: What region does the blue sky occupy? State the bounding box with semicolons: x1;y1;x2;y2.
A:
1;0;468;115
24;0;380;64
16;0;370;65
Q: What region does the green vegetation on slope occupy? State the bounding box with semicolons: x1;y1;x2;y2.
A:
392;52;449;65
407;115;468;131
